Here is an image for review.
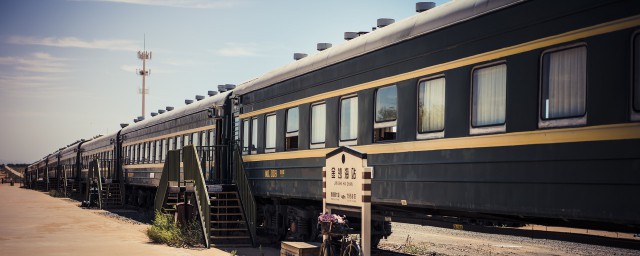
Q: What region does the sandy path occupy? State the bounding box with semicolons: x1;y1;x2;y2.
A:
0;184;277;256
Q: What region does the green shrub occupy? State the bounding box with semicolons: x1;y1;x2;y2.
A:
147;211;183;247
146;210;204;247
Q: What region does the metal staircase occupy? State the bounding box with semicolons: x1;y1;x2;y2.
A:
209;189;252;246
154;145;257;248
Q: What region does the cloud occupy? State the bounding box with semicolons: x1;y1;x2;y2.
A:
74;0;237;9
7;36;139;51
0;52;70;96
0;52;70;73
211;43;261;57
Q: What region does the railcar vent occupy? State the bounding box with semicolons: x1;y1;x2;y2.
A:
208;90;218;97
317;43;332;51
185;99;194;105
416;2;436;12
120;123;129;128
151;112;158;116
166;106;174;111
138;116;144;121
158;109;166;114
344;32;358;40
377;18;395;28
357;31;369;36
133;118;138;123
294;53;308;60
218;84;227;92
195;95;205;101
225;84;236;90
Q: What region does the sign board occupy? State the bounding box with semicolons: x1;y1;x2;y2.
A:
323;146;372;256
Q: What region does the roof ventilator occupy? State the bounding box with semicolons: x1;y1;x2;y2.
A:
416;2;436;12
151;112;158;117
195;95;205;101
166;106;174;111
225;84;236;90
185;99;194;105
317;43;332;51
218;84;227;93
377;18;395;28
344;32;358;40
208;90;218;97
294;53;308;60
158;109;166;114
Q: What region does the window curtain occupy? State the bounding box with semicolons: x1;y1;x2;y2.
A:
545;47;586;119
473;64;506;126
251;118;258;151
266;115;276;149
311;104;326;143
340;97;358;140
419;78;445;132
242;120;249;151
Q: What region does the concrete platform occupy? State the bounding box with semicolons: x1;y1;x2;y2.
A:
0;184;279;256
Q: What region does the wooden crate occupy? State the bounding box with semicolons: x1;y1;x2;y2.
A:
280;241;320;256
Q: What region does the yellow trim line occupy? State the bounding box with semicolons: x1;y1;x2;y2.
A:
242;123;640;162
239;15;640;119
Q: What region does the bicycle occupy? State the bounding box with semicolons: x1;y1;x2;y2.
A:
318;222;362;256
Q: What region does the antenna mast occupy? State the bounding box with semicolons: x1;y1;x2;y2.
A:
137;34;152;118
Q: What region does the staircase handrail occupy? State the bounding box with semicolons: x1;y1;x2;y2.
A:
182;145;211;248
232;142;257;246
154;150;180;213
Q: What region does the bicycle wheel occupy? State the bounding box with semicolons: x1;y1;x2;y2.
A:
341;242;361;256
320;239;335;256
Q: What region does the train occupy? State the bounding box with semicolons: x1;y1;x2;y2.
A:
24;0;640;248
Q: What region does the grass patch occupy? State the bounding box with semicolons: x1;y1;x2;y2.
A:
401;235;431;255
147;210;204;248
49;190;65;197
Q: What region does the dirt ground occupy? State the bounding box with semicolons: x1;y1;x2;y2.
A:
378;222;640;255
0;183;279;256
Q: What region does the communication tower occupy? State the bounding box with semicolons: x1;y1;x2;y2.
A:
136;35;152;118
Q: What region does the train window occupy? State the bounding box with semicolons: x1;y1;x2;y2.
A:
168;137;174;151
265;114;276;152
151;141;156;163
159;139;165;162
250;118;258;153
193;132;200;147
311;102;326;148
417;77;446;139
340;95;358;145
176;136;182;150
539;45;587;128
243;119;249;153
633;33;640;121
285;107;299;151
374;85;397;142
184;134;191;146
471;63;507;134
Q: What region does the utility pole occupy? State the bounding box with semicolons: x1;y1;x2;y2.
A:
137;34;152;118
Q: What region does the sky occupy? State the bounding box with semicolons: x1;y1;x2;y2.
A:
0;0;448;164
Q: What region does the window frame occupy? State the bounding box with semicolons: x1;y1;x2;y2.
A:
251;117;258;154
632;31;640;121
469;61;508;135
242;119;250;154
310;101;327;149
265;113;277;153
416;75;446;140
285;107;299;151
538;43;588;128
339;94;358;146
374;84;398;142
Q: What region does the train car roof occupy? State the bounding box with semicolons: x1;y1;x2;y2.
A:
232;0;523;96
81;133;117;152
121;90;232;134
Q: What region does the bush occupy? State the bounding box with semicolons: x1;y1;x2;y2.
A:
147;210;204;247
147;211;183;247
49;190;64;198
